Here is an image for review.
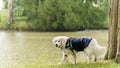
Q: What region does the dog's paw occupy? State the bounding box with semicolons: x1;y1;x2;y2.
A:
73;62;76;64
87;62;91;64
58;62;63;65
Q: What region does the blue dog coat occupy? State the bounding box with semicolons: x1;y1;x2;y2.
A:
65;37;92;51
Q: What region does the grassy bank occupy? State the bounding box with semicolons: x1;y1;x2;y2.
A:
0;9;29;30
1;61;119;68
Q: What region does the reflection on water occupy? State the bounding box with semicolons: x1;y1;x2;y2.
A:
0;32;24;66
0;32;7;43
0;31;41;66
0;32;12;66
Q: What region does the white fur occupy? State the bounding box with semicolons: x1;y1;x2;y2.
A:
52;36;107;64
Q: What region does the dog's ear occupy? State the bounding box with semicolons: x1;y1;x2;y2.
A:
60;38;66;45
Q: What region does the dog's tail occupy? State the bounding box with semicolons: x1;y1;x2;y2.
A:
96;46;107;60
92;39;107;60
101;46;107;58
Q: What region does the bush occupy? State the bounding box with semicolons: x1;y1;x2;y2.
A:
20;0;109;31
11;21;29;30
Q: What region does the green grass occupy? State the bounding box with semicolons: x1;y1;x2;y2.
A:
0;9;28;30
0;9;8;29
3;61;119;68
0;30;119;68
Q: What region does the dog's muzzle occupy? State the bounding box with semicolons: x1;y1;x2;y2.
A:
55;44;58;47
55;44;63;50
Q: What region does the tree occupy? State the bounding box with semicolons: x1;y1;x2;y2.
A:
115;0;120;63
8;0;14;24
19;0;109;31
106;0;120;63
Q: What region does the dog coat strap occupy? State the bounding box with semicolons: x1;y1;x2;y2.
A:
65;38;74;53
65;38;72;48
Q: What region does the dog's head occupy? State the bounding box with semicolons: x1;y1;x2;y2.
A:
52;36;69;49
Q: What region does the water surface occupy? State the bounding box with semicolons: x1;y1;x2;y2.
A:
0;31;108;66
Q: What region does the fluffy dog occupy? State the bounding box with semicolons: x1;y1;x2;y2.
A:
52;36;107;64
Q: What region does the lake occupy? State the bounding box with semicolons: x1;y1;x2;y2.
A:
0;30;108;66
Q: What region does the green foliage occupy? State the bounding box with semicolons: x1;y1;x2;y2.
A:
2;0;109;31
24;0;108;31
0;22;8;29
10;21;29;30
0;9;8;29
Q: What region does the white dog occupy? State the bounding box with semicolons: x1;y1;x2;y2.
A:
52;36;107;64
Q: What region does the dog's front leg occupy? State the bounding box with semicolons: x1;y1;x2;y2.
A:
59;53;68;64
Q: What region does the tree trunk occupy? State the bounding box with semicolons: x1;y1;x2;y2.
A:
115;23;120;63
106;0;118;59
8;0;13;24
106;0;120;63
115;0;120;62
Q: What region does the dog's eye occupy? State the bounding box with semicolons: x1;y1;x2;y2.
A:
58;41;60;42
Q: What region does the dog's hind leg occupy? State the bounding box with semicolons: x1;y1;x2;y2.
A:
84;50;93;64
87;56;93;64
95;57;97;62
